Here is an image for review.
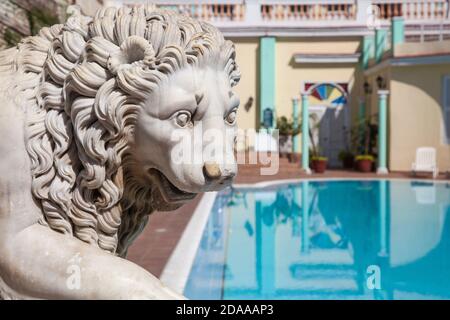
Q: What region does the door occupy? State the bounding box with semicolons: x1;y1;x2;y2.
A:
312;106;348;168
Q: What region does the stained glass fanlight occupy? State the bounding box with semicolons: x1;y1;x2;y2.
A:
306;83;347;107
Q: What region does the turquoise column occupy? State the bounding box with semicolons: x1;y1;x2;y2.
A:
260;37;276;127
391;17;405;48
362;35;374;70
301;181;309;253
377;179;391;299
377;90;389;174
292;186;301;237
375;28;387;63
255;200;275;296
378;180;388;257
292;97;299;153
301;93;311;174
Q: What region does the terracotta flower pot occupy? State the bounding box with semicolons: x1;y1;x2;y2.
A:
311;159;327;173
356;159;373;173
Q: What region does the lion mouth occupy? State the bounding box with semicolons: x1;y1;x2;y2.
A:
148;169;196;203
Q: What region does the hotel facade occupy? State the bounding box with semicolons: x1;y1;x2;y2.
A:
80;0;450;173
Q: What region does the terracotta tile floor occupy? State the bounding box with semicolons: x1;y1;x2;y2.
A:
127;154;449;277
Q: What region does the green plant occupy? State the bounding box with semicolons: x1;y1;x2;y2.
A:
28;8;60;35
275;116;300;136
311;156;328;161
3;6;62;49
355;154;374;162
351;117;378;156
4;28;22;47
300;113;322;158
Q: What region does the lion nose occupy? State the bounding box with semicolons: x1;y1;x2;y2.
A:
203;162;236;183
203;161;222;180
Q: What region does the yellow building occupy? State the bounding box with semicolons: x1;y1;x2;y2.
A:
87;0;450;173
365;39;450;172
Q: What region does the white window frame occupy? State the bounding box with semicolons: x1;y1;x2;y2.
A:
443;76;450;145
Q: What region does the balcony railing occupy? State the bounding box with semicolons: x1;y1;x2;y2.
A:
260;2;357;21
105;0;450;39
112;1;449;23
157;3;246;22
373;0;448;20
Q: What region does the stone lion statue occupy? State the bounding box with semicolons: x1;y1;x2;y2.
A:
0;5;240;299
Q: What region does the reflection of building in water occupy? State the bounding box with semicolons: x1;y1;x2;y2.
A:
221;181;450;299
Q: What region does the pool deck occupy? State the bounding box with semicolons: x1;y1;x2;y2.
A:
127;154;450;277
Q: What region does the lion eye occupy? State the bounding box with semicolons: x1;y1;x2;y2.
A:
175;112;191;128
226;109;237;125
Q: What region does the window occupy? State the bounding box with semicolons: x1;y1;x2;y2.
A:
443;76;450;144
305;83;348;107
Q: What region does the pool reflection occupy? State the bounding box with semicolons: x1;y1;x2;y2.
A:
185;180;450;300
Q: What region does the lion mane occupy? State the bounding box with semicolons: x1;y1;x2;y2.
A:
0;5;240;256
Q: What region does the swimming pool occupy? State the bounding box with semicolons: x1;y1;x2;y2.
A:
183;179;450;300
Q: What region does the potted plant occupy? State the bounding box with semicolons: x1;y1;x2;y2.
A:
353;118;378;173
355;154;374;172
311;155;328;173
307;118;327;173
338;150;354;169
275;116;300;162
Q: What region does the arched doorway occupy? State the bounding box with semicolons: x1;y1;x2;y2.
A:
305;82;349;168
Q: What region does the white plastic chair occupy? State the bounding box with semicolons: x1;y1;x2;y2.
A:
411;147;439;178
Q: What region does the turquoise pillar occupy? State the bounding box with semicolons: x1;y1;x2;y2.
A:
292;97;299;153
260;37;276;128
391;17;405;48
362;35;374;70
377;90;389;174
301;93;311;174
375;28;387;63
301;181;309;253
378;180;388;257
255;200;275;296
292;186;301;237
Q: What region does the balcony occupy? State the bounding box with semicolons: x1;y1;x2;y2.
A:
259;2;357;21
156;2;246;22
104;0;450;38
373;0;448;21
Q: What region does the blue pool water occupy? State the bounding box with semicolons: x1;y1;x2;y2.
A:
184;180;450;300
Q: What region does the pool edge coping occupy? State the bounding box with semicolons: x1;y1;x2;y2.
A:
160;191;218;295
233;177;449;189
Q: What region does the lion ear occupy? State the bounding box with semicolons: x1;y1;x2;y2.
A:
107;36;156;75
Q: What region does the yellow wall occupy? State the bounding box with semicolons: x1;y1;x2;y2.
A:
231;36;363;152
275;37;361;121
228;37;259;130
390;64;450;171
229;35;450;172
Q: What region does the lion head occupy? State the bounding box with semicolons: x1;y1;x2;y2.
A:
16;5;240;256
